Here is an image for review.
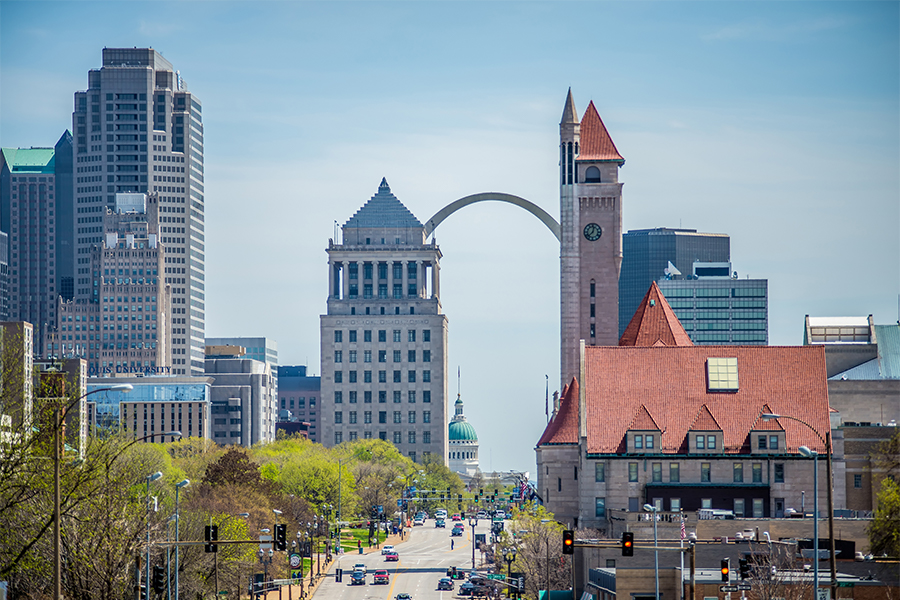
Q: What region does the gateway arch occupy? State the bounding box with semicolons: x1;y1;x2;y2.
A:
424;193;560;241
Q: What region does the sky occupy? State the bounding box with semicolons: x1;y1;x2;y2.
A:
1;1;898;476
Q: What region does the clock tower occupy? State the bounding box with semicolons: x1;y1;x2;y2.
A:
559;89;625;386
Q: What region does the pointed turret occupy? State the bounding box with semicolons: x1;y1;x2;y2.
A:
560;87;579;124
577;101;624;164
619;282;693;347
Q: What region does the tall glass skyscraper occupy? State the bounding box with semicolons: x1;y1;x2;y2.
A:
72;48;204;375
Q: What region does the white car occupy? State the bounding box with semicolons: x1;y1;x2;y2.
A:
354;563;366;574
495;511;506;520
382;545;395;555
413;518;424;526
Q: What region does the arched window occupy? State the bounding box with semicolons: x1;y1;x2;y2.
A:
585;166;601;183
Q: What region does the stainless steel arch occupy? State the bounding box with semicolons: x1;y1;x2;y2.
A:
424;193;560;241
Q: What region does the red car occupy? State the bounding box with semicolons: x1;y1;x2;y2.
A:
451;514;462;521
385;551;400;562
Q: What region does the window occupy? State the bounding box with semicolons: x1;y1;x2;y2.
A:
774;463;785;483
670;498;681;512
408;431;416;444
334;351;342;363
334;391;342;403
408;411;416;424
707;357;739;391
393;330;401;342
408;350;416;362
364;351;372;363
364;330;372;342
334;411;342;424
349;371;357;383
378;330;386;342
379;391;387;403
758;435;767;450
379;370;386;382
408;391;416;403
364;391;372;403
364;370;372;383
752;463;762;483
769;435;779;450
393;350;401;362
669;463;680;483
378;351;386;363
854;474;862;488
393;431;401;444
408;370;416;383
364;411;372;424
645;435;654;450
423;370;431;382
349;330;357;342
701;462;711;483
393;370;401;382
707;435;717;449
423;350;431;362
334;432;342;444
733;463;743;483
349;411;357;424
379;431;387;441
334;330;342;343
423;330;431;342
393;411;401;424
733;498;745;517
393;391;401;403
595;463;605;482
349;391;357;403
652;463;662;482
423;411;430;423
409;330;416;342
379;411;387;424
423;431;431;444
423;391;431;403
334;371;342;383
696;435;705;450
753;498;764;517
635;434;643;450
628;463;638;482
595;497;606;518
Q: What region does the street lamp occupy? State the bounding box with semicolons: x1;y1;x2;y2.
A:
469;515;478;570
643;504;660;600
144;471;163;600
761;412;836;597
799;445;820;595
174;479;190;600
257;548;275;598
52;382;134;600
502;547;517;598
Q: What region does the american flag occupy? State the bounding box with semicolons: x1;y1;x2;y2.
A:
680;515;686;540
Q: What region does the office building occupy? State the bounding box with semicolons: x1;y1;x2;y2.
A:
0;133;74;354
46;192;172;375
0;321;34;432
320;179;448;463
73;48;204;375
619;228;730;339
0;232;8;322
205;348;277;447
206;336;278;388
658;262;768;345
278;365;320;443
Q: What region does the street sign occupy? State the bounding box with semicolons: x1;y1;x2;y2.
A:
259;534;273;551
719;586;739;592
837;582;855;588
737;583;751;591
487;574;505;581
816;589;831;600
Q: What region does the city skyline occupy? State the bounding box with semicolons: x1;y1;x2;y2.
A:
1;1;897;473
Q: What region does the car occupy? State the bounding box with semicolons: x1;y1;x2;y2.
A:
396;594;412;600
451;514;462;521
494;510;506;520
459;582;483;597
354;563;367;574
435;519;445;528
475;511;487;520
413;518;424;526
451;527;464;537
435;509;448;519
385;551;400;561
350;571;366;586
381;545;395;555
374;569;390;584
437;578;454;591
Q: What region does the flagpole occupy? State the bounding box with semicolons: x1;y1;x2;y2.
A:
679;512;685;600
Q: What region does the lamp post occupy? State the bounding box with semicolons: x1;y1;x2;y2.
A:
469;515;478;570
643;504;660;600
165;514;176;600
174;479;190;600
52;383;134;600
144;471;163;600
800;446;820;595
502;547;517;598
762;412;835;597
257;548;274;598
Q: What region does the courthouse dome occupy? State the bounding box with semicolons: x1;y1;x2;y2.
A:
449;419;478;442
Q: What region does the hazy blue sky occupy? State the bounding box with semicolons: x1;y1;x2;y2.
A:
2;1;898;475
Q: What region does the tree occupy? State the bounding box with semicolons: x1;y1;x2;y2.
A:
869;477;900;557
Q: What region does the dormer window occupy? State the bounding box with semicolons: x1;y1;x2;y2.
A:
585;166;601;183
631;432;657;453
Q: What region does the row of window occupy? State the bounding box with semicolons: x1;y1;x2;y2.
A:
335;350;431;363
334;329;432;343
335;370;431;383
335;390;431;404
596;461;786;484
594;497;767;518
334;410;431;424
334;430;432;445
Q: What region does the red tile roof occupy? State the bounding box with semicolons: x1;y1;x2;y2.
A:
619;282;694;347
751;406;786;431
536;378;580;446
577;101;624;163
576;345;829;455
688;405;722;431
628;405;661;431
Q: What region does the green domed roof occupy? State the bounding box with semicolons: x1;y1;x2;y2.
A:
449;420;478;442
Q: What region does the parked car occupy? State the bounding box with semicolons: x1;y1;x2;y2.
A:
437;578;454;591
475;511;488;519
396;594;413;600
459;582;488;597
385;551;400;562
381;545;395;555
354;563;367;574
374;569;390;584
435;519;446;528
350;571;366;586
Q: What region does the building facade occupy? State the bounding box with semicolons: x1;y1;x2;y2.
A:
658;262;768;345
277;365;320;443
619;228;730;339
207;336;278;388
73;48;204;375
0;321;34;432
448;394;479;477
0;133;74;354
537;284;837;530
46;192;172;375
320;179;448;464
205;353;277;447
559;90;625;385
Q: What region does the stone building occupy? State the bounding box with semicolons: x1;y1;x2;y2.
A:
448;393;479;477
277;365;320;443
319;179;448;464
536;283;837;530
205;348;277;447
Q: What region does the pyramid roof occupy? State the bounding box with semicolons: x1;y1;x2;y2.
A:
628;405;662;431
344;178;422;229
576;101;624;164
561;88;579;124
688;405;723;431
619;282;694;347
536;378;579;446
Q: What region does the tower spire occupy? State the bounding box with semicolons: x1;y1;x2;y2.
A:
561;87;579;124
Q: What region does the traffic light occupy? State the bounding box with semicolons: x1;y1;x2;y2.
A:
720;558;730;582
204;524;218;553
562;530;574;555
275;524;287;551
739;558;750;580
621;532;634;557
152;565;166;593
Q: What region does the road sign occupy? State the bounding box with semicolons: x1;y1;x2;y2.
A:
737;583;751;591
837;582;855;588
259;534;273;551
487;574;505;580
816;589;831;600
719;585;739;593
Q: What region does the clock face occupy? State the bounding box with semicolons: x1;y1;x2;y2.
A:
583;223;602;241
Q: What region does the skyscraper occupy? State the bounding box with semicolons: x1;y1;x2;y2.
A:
72;48;204;375
0;132;74;354
319;179;448;464
619;228;730;338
